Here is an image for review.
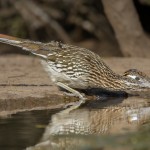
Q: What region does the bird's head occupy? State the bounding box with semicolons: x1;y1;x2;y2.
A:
123;69;150;89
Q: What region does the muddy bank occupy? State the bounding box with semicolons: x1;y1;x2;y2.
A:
0;55;149;115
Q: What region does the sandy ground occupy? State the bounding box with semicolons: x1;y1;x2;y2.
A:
0;54;149;115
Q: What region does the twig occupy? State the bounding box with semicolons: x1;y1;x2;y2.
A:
12;0;72;43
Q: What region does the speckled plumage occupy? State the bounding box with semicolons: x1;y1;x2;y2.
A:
0;34;150;93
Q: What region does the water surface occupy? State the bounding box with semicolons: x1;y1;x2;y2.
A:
0;96;150;150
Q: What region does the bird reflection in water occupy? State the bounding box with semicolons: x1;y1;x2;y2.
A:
27;96;150;150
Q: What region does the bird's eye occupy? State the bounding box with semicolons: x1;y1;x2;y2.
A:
135;77;140;81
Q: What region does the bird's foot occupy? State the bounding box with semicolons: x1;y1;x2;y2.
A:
63;91;85;99
56;82;87;111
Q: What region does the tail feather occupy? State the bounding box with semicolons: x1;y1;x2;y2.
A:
0;34;23;47
0;34;40;51
0;34;23;41
0;34;48;59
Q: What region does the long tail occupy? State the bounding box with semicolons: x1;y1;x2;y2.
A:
0;34;25;47
0;34;47;59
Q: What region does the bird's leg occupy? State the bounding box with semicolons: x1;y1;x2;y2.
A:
56;82;86;109
56;82;85;99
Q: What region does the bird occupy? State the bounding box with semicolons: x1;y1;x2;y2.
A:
0;34;149;106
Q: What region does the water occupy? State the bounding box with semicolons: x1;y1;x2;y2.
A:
0;96;150;150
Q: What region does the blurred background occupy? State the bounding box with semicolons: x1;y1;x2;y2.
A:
0;0;150;57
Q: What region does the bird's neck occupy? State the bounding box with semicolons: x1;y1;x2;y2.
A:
106;74;141;92
94;68;141;92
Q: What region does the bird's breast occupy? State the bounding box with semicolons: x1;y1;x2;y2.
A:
41;60;89;89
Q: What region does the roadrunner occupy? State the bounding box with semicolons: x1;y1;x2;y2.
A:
0;34;149;105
